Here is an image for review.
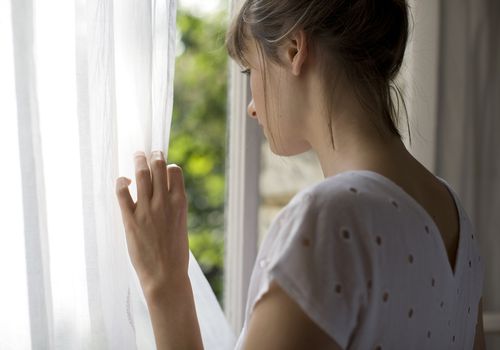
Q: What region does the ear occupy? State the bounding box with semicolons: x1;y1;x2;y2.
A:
285;29;308;76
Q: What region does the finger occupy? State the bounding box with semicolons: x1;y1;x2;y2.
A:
167;164;186;198
150;150;168;202
134;151;153;204
116;177;135;218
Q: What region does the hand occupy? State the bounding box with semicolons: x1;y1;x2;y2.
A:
116;151;204;349
115;150;190;297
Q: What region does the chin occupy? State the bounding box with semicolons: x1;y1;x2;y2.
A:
268;138;311;157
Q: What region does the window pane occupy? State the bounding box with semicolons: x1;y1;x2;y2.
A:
173;0;228;304
258;145;323;247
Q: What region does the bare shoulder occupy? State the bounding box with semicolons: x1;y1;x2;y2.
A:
243;280;342;350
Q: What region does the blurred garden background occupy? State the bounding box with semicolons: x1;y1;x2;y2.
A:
169;0;228;304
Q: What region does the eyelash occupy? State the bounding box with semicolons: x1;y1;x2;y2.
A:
240;68;251;76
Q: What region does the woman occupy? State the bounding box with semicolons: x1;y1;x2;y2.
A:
115;0;486;349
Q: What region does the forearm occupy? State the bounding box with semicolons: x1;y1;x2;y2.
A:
145;276;204;350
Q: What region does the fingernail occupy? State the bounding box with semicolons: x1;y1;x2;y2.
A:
118;177;131;186
152;150;164;161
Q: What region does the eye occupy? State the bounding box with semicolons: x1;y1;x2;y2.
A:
240;68;251;76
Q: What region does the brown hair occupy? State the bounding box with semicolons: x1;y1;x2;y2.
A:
226;0;411;149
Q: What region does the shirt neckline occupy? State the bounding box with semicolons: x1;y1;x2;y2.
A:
328;169;464;280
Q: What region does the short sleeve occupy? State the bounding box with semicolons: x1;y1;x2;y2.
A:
265;189;372;349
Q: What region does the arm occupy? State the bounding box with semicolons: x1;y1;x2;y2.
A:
115;152;203;350
473;298;486;350
145;276;204;350
243;280;342;350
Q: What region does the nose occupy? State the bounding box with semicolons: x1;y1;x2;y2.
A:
247;99;257;120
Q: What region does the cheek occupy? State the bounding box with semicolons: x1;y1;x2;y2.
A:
250;75;265;113
249;75;257;99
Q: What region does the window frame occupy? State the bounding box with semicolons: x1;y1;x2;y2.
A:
223;4;261;332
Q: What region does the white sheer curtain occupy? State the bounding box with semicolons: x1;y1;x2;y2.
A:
0;0;235;348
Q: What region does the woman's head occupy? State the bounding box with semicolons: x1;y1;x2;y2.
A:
226;0;410;156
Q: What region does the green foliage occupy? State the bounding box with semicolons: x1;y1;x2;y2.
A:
169;8;228;304
188;231;225;299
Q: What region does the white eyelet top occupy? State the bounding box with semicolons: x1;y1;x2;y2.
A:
234;170;484;350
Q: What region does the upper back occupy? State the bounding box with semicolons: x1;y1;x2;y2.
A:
236;169;484;349
314;170;484;348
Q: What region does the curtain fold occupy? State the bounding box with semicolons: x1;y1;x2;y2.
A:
74;0;108;346
2;0;236;348
10;0;54;348
435;0;500;347
77;0;124;348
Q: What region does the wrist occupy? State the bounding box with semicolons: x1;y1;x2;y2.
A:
143;273;192;305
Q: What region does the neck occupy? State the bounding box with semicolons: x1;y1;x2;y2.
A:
301;69;411;179
306;106;410;179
